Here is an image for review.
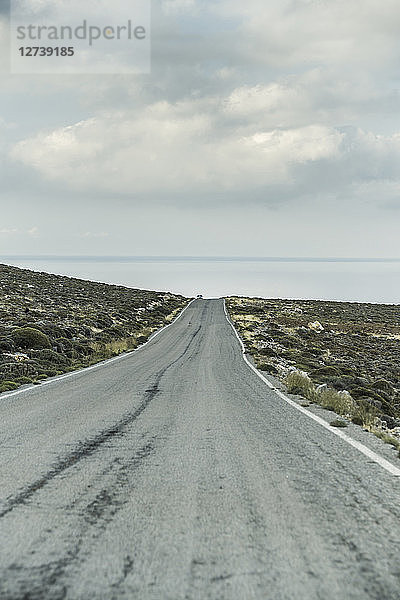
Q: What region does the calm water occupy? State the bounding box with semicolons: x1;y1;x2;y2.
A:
1;256;399;304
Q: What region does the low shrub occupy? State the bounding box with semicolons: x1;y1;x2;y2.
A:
12;327;51;350
339;366;357;376
263;363;279;374
0;339;13;352
285;371;316;402
371;379;394;395
284;370;379;428
0;381;19;392
373;430;400;452
256;360;279;374
312;365;342;377
258;347;277;357
318;388;355;416
295;359;320;371
43;369;58;377
350;386;377;399
330;419;348;428
33;349;71;367
352;399;377;428
14;376;33;384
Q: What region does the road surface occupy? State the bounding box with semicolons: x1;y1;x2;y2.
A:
0;299;399;599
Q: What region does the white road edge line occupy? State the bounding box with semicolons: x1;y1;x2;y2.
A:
223;299;400;478
0;298;196;401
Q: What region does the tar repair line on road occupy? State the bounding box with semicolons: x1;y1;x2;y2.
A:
223;300;400;478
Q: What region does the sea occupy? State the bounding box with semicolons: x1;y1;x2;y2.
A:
0;256;399;304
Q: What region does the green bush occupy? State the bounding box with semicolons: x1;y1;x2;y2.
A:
33;349;70;366
371;379;394;395
14;376;33;384
295;360;320;371
256;361;279;374
349;387;387;409
0;339;13;352
256;358;279;374
349;386;373;399
330;419;348;428
373;430;400;452
339;366;357;376
0;381;19;392
312;365;342;377
352;399;377;428
12;327;51;350
258;347;277;357
43;369;58;377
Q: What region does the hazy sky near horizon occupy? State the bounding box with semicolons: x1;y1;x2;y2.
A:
1;0;400;258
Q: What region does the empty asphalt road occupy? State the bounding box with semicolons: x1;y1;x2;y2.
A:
0;299;399;600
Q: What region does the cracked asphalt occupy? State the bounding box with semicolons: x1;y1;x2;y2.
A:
0;299;399;599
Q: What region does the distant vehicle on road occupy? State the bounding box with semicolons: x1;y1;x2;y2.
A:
196;294;203;298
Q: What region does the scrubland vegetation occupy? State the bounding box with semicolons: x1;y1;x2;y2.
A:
226;296;400;453
0;263;189;392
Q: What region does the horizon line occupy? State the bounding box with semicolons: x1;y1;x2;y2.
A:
1;255;400;263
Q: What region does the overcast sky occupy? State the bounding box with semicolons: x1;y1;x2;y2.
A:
1;0;400;258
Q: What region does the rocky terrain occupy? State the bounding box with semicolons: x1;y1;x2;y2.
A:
226;297;400;444
0;263;189;393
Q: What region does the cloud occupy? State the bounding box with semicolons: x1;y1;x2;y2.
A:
215;0;400;70
224;83;308;118
2;0;400;261
221;73;399;129
10;88;400;207
9;103;340;196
